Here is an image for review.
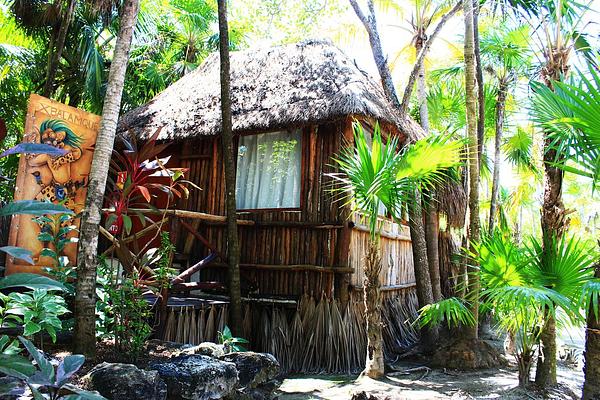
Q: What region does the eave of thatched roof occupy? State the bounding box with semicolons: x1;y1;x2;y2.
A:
117;39;425;142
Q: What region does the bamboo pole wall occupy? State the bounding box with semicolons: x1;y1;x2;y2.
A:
349;214;415;289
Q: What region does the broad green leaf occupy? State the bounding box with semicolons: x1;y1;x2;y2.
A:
0;354;35;379
18;337;55;383
122;214;133;235
0;274;65;291
56;355;85;386
23;321;41;336
0;246;33;264
0;201;73;217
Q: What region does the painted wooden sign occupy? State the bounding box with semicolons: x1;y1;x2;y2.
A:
6;94;101;275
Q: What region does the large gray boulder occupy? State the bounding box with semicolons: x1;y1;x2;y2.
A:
83;362;167;400
149;355;238;400
220;352;281;400
219;352;280;389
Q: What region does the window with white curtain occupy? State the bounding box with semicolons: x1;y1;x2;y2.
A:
235;130;302;209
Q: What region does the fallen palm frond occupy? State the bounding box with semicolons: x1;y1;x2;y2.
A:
160;289;419;373
205;305;216;342
197;307;205;343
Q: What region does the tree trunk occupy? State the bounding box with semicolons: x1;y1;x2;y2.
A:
463;0;480;339
74;0;140;358
488;79;508;234
473;0;485;163
217;0;242;336
583;263;600;399
42;0;76;98
424;202;442;302
518;352;533;388
535;118;566;389
363;239;385;378
409;190;438;346
415;36;442;303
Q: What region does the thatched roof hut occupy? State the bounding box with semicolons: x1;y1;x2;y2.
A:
113;39;426;373
118;39;424;142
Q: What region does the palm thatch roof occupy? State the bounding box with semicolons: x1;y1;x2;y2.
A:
117;39;425;142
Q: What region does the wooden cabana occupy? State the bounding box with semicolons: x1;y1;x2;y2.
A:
117;39;426;372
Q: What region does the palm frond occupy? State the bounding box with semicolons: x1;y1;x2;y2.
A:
531;65;600;189
581;277;600;320
416;297;476;328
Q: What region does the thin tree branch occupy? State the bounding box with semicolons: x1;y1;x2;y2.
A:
399;0;463;116
349;0;369;26
349;0;401;107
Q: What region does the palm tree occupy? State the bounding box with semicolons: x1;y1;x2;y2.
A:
531;65;600;399
419;230;597;387
480;24;532;233
74;0;141;358
331;122;462;378
409;0;459;303
348;0;461;347
462;0;480;340
507;0;593;384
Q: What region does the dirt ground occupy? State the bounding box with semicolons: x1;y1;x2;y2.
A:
276;361;584;400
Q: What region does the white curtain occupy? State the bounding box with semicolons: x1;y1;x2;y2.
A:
236;130;302;209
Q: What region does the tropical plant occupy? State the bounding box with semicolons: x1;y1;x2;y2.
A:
330;121;462;377
530;64;600;398
418;229;599;387
107;271;152;361
481;23;532;233
531;67;600;189
218;325;249;353
508;0;594;385
36;211;79;295
0;336;105;399
7;289;69;348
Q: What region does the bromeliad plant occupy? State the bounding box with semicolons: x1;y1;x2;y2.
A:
105;128;193;238
329;121;463;378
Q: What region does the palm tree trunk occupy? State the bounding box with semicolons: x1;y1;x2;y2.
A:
217;0;242;336
583;263;600;399
463;0;480;339
409;190;438;346
74;0;140;358
488;79;508;234
415;36;442;303
42;0;76;97
424;202;442;301
536;51;569;387
473;0;485;163
363;239;385;378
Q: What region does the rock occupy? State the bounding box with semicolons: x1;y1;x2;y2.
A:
146;339;194;358
431;338;506;370
179;342;226;358
149;355;238;400
83;362;167;400
219;352;280;389
145;339;225;359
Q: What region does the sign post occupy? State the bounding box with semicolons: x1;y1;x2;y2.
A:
6;94;101;275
